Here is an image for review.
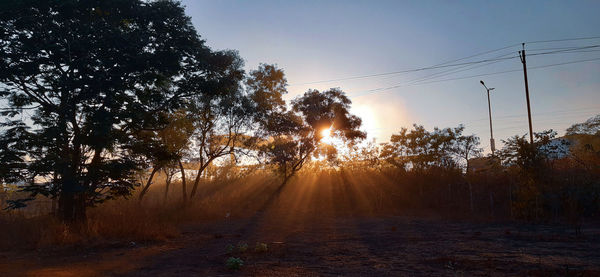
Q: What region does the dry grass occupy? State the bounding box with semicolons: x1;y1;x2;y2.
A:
0;201;181;250
0;172;280;250
1;166;598;250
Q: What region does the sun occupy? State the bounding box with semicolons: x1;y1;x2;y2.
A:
321;128;331;139
320;127;333;144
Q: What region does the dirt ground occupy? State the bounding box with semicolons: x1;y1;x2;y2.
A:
1;212;599;277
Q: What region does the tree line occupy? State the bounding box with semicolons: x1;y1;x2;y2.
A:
0;0;365;222
1;0;598;225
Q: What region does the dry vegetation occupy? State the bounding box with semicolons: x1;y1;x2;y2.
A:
2;159;597;251
2;165;600;276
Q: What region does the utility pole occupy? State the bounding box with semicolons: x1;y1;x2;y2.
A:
518;43;534;144
480;80;495;156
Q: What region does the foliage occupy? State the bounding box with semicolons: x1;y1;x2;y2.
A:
246;64;289;128
255;242;268;252
566;114;600;136
132;110;195;201
0;0;232;221
380;124;478;172
185;51;250;199
497;130;561;172
225;257;244;270
258;87;366;186
342;139;383;170
497;129;600;221
237;242;248;252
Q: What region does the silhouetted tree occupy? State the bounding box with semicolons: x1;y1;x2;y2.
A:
498;130;560;220
246;64;289;128
498;130;558;172
340;139;382;170
162;165;177;203
0;0;227;221
259;87;366;188
186;51;250;200
381;124;464;171
454;133;482;173
132;110;194;201
566;114;600;136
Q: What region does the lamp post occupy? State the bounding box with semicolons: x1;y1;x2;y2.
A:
480;80;496;156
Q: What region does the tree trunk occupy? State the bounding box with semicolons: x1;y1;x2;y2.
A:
278;174;292;194
179;160;187;204
139;166;160;201
469;181;474;213
74;192;87;222
164;169;172;204
190;159;213;199
58;191;87;223
58;190;75;222
58;174;87;223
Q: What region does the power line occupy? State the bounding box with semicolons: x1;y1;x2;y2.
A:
423;56;600;84
431;107;600;132
527;44;600;51
464;106;600;124
425;44;520;67
407;46;600;86
290;54;520;86
289;43;522;86
526;45;600;57
401;52;516;85
290;40;600;86
350;56;600;98
525;36;600;44
466;110;600;130
406;46;600;86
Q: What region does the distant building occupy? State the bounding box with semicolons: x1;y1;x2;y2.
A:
468;156;500;173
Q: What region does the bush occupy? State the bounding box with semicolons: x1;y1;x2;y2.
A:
255;242;268;252
226;257;244;270
237;242;248;252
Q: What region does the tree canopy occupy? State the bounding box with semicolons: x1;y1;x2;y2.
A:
566;114;600;136
0;0;238;220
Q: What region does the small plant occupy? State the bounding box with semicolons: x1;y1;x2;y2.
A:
445;260;456;271
237;242;248;252
225;244;235;253
226;257;244;270
445;261;464;277
255;242;268;252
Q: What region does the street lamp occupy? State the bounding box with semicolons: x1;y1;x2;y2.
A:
480;80;496;156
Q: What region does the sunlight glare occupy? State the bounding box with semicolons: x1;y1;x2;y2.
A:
321;128;331;139
321;127;334;144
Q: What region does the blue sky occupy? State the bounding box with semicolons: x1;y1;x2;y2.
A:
181;0;600;152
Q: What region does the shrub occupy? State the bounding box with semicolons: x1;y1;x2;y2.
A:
237;242;248;252
255;242;268;252
226;257;244;270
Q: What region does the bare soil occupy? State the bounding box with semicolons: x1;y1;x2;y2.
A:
1;212;599;276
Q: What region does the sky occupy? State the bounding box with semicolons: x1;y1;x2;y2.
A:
181;0;600;152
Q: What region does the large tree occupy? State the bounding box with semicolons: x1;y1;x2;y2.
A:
381;124;464;171
132;110;194;201
0;0;229;221
259;85;366;188
186;50;250;200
